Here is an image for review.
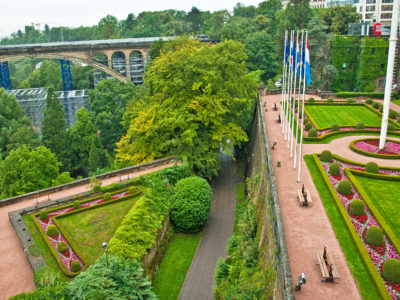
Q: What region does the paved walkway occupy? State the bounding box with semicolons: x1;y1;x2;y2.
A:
0;162;175;300
179;154;238;300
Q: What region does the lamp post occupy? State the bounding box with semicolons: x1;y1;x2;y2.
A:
102;242;108;267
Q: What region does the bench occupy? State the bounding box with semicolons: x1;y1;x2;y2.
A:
317;252;340;282
276;115;281;123
272;104;278;111
35;194;50;206
298;189;312;206
119;174;130;182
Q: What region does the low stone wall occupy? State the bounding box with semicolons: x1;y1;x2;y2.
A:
1;156;177;208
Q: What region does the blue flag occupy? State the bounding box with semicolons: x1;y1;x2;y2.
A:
284;33;290;65
291;33;296;71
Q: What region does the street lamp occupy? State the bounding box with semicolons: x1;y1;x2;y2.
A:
102;242;108;267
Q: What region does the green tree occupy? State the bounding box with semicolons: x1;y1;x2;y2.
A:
98;15;118;38
66;255;156;300
233;3;256;18
207;10;231;40
116;38;258;178
256;0;282;33
285;0;313;29
19;60;63;90
221;17;257;42
71;65;94;90
0;146;61;198
320;5;361;34
88;138;100;172
41;87;72;172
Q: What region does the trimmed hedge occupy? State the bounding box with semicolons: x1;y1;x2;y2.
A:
387;124;395;131
365;98;373;104
356;123;365;129
329;163;341;176
347;98;355;103
338;180;352;195
350;199;365;216
331;124;340;132
372;102;380;109
350;138;400;159
104;192;111;201
320;150;333;162
308;97;315;103
73;201;80;210
335;91;398;99
389;110;398;119
39;211;48;220
327;98;334;103
366;226;383;246
382;259;400;284
365;162;379;173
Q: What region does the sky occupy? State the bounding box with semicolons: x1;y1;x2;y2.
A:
0;0;263;38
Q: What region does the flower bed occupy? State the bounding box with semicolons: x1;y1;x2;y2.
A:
351;138;400;159
319;157;400;299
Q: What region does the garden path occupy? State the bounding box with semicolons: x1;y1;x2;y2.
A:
0;161;175;300
179;153;239;300
263;94;361;300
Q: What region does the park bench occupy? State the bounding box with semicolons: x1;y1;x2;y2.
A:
272;103;278;111
297;189;312;206
35;194;50;206
119;174;130;182
317;252;340;282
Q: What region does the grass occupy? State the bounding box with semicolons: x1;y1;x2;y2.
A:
305;105;382;129
234;182;246;233
305;155;380;300
57;196;139;265
152;233;201;300
351;175;400;240
392;99;400;107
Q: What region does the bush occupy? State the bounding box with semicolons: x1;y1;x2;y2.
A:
329;163;341;176
346;98;354;103
389;110;398;119
33;267;58;288
337;180;352;195
39;211;48;220
303;118;309;124
73;201;80;210
104;192;111;201
70;260;82;272
89;177;102;193
171;176;212;233
365;98;373;104
356;123;365;129
372;102;380;109
28;244;41;257
129;186;137;195
331;124;340;132
335;91;398;99
215;258;230;284
382;259;400;284
320;150;333;162
308;129;318;137
46;225;58;237
365;161;379;173
366;226;383;246
308;97;315;103
387;123;395;131
327;98;334;103
349;199;365;216
57;242;68;253
305;123;312;131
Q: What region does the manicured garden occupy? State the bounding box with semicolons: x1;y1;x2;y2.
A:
351;138;400;159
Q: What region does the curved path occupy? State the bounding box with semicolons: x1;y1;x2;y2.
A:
0;162;175;300
179;154;238;300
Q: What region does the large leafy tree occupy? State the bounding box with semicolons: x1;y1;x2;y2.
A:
41;87;72;172
0;88;39;159
320;4;361;34
0;146;61;198
19;60;63;90
116;38;258;178
221;17;257;42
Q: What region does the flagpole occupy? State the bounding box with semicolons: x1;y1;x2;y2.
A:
281;31;287;130
290;30;299;158
294;30;304;169
286;30;293;144
284;31;291;141
298;31;308;182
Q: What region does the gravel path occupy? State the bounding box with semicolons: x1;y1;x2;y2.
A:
179;154;238;300
0;162;175;300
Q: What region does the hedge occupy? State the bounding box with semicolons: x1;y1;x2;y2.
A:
350;138;400;159
335;91;398;99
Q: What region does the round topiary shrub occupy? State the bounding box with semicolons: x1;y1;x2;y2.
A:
320;150;333;162
129;186;137;195
46;225;58;237
305;123;313;131
382;259;400;283
303;118;309;124
70;260;82;272
347;98;354;103
331;124;340;132
171;176;212;233
365;161;379;173
57;241;68;253
308;97;315;103
337;180;352;195
308;129;318;137
349;199;365;216
366;98;373;104
366;226;383;246
39;210;48;220
327;98;334;103
372;102;380;109
73;201;80;210
356;123;365;129
389;110;398;119
104;192;111;201
387;124;395;131
329;162;341;176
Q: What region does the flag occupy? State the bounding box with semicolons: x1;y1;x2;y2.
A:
290;32;296;71
295;34;300;76
284;33;289;65
305;35;311;86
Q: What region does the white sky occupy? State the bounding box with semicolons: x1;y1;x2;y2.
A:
0;0;263;38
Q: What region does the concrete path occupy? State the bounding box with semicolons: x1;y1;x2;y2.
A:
179;154;238;300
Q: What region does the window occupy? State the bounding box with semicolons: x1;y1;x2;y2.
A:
378;79;385;88
366;0;375;4
359;6;363;12
365;13;374;19
366;5;375;11
381;13;392;19
382;0;393;3
381;5;393;11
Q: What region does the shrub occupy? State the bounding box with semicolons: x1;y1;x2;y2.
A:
331;124;340;132
337;180;352;195
356;123;365;129
47;225;58;237
329;163;341;176
320;150;333;162
89;177;102;193
365;161;379;173
129;186;137;195
171;176;212;233
305;123;312;131
327;98;334;103
33;267;58;288
349;199;365;216
335;91;398;99
346;98;354;103
365;98;373;104
73;201;80;210
70;260;82;272
303;118;309;124
104;192;111;201
382;259;400;284
372;102;380;109
308;129;318;137
308;97;315;103
28;244;41;257
366;226;383;246
215;258;230;284
39;210;48;220
57;241;68;253
387;123;395;131
389;110;398;119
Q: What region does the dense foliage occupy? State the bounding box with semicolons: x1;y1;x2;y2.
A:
382;259;400;284
365;162;379;174
320;150;333;162
337;180;352;195
328;162;340;176
366;226;383;246
350;199;365;216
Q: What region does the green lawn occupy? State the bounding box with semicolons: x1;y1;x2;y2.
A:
152;233;201;300
305;105;382;129
392;99;400;107
234;182;246;233
305;155;380;300
351;175;400;240
57;196;139;264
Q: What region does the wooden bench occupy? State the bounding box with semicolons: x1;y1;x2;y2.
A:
34;194;50;206
298;189;312;206
119;174;130;182
317;252;340;282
